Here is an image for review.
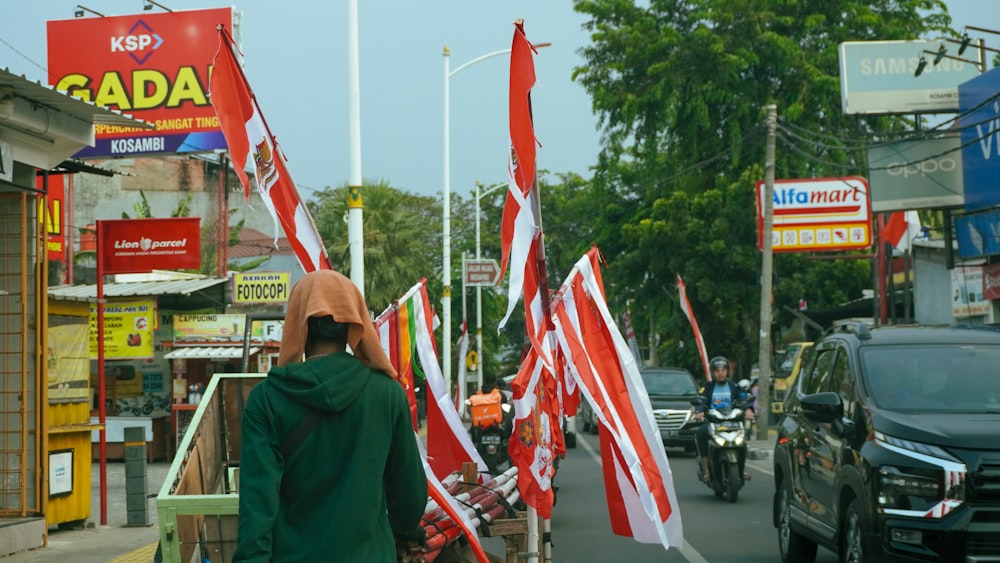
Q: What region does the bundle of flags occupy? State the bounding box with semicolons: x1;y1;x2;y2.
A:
495;20;680;552
551;249;683;549
375;280;490;562
209;26;332;273
375;280;487;481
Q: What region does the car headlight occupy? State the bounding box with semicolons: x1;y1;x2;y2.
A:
878;466;944;511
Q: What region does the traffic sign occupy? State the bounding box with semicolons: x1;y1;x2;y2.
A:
464;259;500;286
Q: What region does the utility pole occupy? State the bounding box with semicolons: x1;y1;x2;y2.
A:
757;104;777;441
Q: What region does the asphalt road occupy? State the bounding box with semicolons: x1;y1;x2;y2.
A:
549;428;842;562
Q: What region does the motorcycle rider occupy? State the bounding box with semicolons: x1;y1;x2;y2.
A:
694;356;755;483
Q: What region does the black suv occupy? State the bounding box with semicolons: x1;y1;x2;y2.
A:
580;368;701;451
772;323;1000;562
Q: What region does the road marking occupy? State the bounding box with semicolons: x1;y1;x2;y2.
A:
577;435;713;563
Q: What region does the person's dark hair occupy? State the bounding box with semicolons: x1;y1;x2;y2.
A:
306;315;350;344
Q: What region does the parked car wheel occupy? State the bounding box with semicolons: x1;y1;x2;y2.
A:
842;498;872;563
777;478;817;563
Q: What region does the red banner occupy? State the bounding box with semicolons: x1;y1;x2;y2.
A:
97;218;201;274
37;174;66;263
47;8;232;158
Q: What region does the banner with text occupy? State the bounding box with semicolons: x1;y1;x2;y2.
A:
89;300;156;359
173;313;265;344
97;217;201;274
232;271;290;304
47;7;233;158
756;177;872;253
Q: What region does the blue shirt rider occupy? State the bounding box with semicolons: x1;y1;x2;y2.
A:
694;356;755;483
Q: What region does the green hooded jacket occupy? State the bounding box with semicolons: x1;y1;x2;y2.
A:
233;352;427;562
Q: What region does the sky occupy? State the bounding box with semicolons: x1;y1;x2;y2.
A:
2;1;998;202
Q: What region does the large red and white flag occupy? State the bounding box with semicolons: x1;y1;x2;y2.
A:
497;20;541;341
677;275;711;381
552;248;682;551
209;27;332;273
407;282;488;480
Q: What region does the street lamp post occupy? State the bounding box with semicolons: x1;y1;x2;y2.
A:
441;43;548;401
474;180;504;391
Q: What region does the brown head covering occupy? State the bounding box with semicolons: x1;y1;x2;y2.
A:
277;269;396;377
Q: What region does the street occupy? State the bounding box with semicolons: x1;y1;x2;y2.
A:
547;426;841;562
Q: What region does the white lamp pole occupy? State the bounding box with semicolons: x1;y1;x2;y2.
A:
442;43;549;400
474;180;504;392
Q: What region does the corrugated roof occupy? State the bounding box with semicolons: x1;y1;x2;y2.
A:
0;67;152;129
229;227;295;259
163;346;260;360
48;278;229;302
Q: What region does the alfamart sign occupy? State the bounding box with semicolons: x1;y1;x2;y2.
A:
97;217;201;274
756;177;872;253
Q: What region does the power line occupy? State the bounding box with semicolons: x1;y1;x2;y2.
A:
0;36;48;74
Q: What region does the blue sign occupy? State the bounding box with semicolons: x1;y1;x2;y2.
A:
955;208;1000;259
959;66;1000;212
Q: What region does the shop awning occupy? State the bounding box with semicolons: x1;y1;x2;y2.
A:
163;346;260;360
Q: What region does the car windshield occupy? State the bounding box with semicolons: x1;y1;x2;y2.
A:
777;343;803;378
641;370;697;395
861;344;1000;413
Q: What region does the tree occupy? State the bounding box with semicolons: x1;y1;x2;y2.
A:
571;0;952;373
309;180;444;312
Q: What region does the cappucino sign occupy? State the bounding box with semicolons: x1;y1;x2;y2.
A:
98;217;201;274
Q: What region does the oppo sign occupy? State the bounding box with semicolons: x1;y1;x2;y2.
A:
884;154;958;178
867;136;964;212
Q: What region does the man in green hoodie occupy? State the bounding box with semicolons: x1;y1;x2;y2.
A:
234;270;428;562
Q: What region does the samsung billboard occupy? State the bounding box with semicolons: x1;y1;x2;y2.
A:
840;40;980;115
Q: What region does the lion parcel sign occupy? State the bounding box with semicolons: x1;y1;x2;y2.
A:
46;8;233;158
756;177;872;253
98;217;201;274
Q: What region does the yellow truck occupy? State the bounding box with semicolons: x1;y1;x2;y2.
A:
771;341;813;418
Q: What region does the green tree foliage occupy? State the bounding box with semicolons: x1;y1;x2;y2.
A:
570;0;951;374
309;180;444;313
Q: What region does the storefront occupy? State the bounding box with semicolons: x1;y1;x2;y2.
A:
0;68;149;552
47;275;229;465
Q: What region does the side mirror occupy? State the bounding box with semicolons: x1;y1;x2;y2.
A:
800;392;843;423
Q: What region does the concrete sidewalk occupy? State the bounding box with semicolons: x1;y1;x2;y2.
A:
2;461;170;563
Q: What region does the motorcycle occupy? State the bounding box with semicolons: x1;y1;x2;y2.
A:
692;386;755;503
467;392;513;475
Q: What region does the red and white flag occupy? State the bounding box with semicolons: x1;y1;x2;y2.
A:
497;20;542;343
406;282;488;480
880;210;925;253
677;275;711;381
552;248;682;551
209;27;332;273
507;330;559;518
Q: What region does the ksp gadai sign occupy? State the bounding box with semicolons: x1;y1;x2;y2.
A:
97;217;201;274
756;177;872;253
232;272;290;304
46;8;233;158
